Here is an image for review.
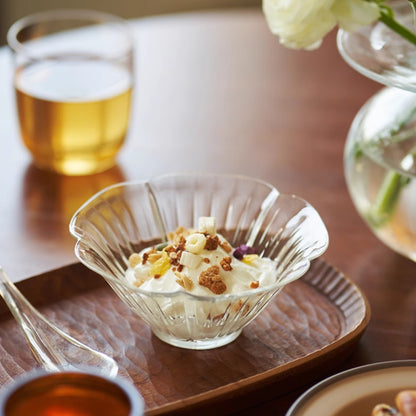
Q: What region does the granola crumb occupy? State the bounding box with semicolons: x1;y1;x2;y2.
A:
219;241;232;253
168;251;178;260
175;271;185;289
204;235;219;250
203;257;210;263
176;278;185;289
165;243;183;266
183;275;194;291
220;256;233;271
167;226;192;245
177;236;186;251
175;272;194;291
199;265;226;294
250;281;259;289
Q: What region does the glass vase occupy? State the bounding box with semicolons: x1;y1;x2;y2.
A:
338;0;416;261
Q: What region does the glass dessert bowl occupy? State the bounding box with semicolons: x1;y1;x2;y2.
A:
69;173;328;350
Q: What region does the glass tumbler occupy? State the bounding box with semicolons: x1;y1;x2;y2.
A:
0;369;144;416
7;9;134;176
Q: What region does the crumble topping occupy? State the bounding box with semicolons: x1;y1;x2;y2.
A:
204;234;219;250
175;272;194;291
219;241;232;253
142;252;149;265
198;266;227;294
220;256;233;271
125;217;277;296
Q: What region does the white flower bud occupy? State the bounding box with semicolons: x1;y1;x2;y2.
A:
185;233;206;254
262;0;379;51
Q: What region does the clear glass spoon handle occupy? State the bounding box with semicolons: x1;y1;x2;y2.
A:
0;266;118;377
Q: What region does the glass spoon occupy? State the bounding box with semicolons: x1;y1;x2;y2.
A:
0;266;118;377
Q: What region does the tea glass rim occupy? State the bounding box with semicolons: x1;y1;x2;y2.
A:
7;8;134;61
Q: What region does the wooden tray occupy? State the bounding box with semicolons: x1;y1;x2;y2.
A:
0;258;370;415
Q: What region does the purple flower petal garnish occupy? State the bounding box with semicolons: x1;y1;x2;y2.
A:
233;244;256;260
233;248;244;260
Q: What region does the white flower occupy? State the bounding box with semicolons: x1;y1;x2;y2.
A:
333;0;381;32
263;0;380;50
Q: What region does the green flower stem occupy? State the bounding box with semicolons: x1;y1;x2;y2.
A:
368;171;410;227
379;8;416;46
363;3;416;227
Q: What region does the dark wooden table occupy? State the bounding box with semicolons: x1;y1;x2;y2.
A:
0;8;415;415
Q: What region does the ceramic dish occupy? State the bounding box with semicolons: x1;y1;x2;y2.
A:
286;360;416;416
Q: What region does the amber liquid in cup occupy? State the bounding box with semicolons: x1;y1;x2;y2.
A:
3;372;139;416
8;10;134;176
15;59;132;176
6;385;130;416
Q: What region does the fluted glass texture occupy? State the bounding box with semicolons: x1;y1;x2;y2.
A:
70;173;328;349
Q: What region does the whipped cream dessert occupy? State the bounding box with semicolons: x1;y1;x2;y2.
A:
125;217;276;296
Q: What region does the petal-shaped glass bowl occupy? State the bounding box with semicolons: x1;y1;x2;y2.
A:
69;173;329;350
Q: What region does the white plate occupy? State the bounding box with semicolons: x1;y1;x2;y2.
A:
286;360;416;416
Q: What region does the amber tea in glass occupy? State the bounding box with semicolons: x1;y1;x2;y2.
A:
0;370;144;416
8;10;134;176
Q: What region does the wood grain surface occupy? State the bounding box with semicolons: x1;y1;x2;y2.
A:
0;9;416;416
0;259;368;415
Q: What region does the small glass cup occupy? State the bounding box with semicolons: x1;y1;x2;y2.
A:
0;369;144;416
7;9;134;176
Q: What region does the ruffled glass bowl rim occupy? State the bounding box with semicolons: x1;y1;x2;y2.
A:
69;173;329;302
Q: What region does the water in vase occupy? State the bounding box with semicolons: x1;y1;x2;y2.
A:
344;87;416;261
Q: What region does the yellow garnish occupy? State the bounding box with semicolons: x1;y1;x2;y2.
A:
149;251;170;277
148;252;162;264
242;254;259;264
